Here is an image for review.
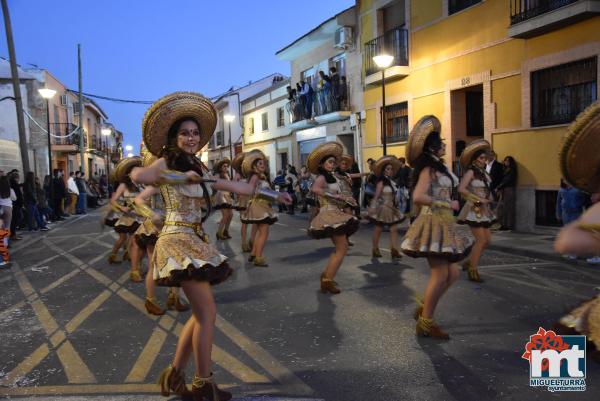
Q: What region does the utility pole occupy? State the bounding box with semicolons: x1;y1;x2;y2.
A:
78;44;85;177
1;0;31;173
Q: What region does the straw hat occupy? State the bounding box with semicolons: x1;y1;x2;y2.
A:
406;115;441;166
459;139;491;170
339;154;354;167
232;152;245;174
559;100;600;193
241;149;267;177
213;158;231;175
306;142;343;174
114;156;142;183
374;156;401;177
142;92;217;157
140;143;157;167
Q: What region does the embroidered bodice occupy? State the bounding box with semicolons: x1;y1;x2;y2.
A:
160;184;207;234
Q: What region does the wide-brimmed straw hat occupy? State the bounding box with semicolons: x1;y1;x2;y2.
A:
374;156;401;177
142;92;217;157
213;158;231;174
559;100;600;193
406;115;441;166
306;142;343;174
339;154;354;167
459;139;491;170
140;143;157;167
232;152;245;174
114;156;142;183
241;149;267;177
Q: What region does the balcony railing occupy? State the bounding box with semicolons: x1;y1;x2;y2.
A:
51;123;87;147
285;82;350;124
510;0;579;24
364;27;409;76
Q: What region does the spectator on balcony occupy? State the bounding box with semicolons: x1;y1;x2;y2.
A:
23;172;48;232
295;82;305;113
67;172;79;215
330;67;340;111
299;80;314;119
75;171;87;214
339;76;348;110
317;71;333;115
51;169;67;220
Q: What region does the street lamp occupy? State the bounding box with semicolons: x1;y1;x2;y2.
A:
38;87;56;175
101;126;112;178
373;54;394;156
224;114;235;176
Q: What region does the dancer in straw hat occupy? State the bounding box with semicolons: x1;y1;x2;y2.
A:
335;153;366;245
131;92;291;400
133;147;189;316
400;116;474;339
240;149;278;267
212;158;234;240
307;141;359;294
232;152;256;253
108;157;144;273
554;100;600;362
457;139;496;283
367;155;405;259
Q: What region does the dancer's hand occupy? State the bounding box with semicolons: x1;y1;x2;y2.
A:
451;200;460;211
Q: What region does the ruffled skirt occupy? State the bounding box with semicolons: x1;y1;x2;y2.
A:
308;208;359;239
401;207;474;262
241;199;278;225
153;232;232;287
235;194;249;211
135;219;159;248
367;201;405;226
114;214;142;234
457;201;497;227
214;191;234;210
104;209;120;227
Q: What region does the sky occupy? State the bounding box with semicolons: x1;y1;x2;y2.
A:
0;0;354;149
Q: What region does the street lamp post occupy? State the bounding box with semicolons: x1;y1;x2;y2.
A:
224;114;235;177
373;54;394;156
125;145;133;158
38;88;56;176
101;126;111;178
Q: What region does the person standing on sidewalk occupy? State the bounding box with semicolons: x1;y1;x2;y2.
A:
23;172;49;232
457;140;496;283
51;169;66;220
131;92;291;400
401;116;474;339
0;176;15;261
9;171;23;240
556;179;587;259
75;171;87;214
66;172;79;215
553;100;600;362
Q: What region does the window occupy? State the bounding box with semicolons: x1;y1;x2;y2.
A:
277;107;285;127
330;53;346;78
466;89;483;137
262;112;268;131
248;117;254;135
301;68;315;88
535;190;560;226
216;131;224;147
449;0;481;15
531;57;597;127
384;102;408;143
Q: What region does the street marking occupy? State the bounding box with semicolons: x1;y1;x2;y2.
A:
0;343;49;386
477;262;555;270
216;315;313;395
40;269;81;295
117;288;159;321
56;341;96;383
125;327;168;383
212;345;271;384
491;273;589;300
65;290;112;333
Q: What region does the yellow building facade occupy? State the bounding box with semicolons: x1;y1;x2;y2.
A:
359;0;600;231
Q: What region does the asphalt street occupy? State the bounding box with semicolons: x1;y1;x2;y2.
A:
0;209;598;401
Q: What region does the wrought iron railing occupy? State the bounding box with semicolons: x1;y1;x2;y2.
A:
510;0;579;24
51;123;86;147
363;27;409;76
285;81;350;123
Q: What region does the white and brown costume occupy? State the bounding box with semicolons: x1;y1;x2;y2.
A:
457;169;496;227
401;172;473;262
134;192;163;249
241;176;278;225
153;182;232;287
308;177;359;239
367;180;405;226
114;187;144;233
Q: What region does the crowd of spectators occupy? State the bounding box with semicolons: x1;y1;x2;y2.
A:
286;67;349;123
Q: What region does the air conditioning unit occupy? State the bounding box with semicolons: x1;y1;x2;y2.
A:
60;94;68;106
334;26;353;49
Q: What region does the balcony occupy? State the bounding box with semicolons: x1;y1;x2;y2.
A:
285;82;352;130
509;0;600;38
51;123;86;152
364;27;409;85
